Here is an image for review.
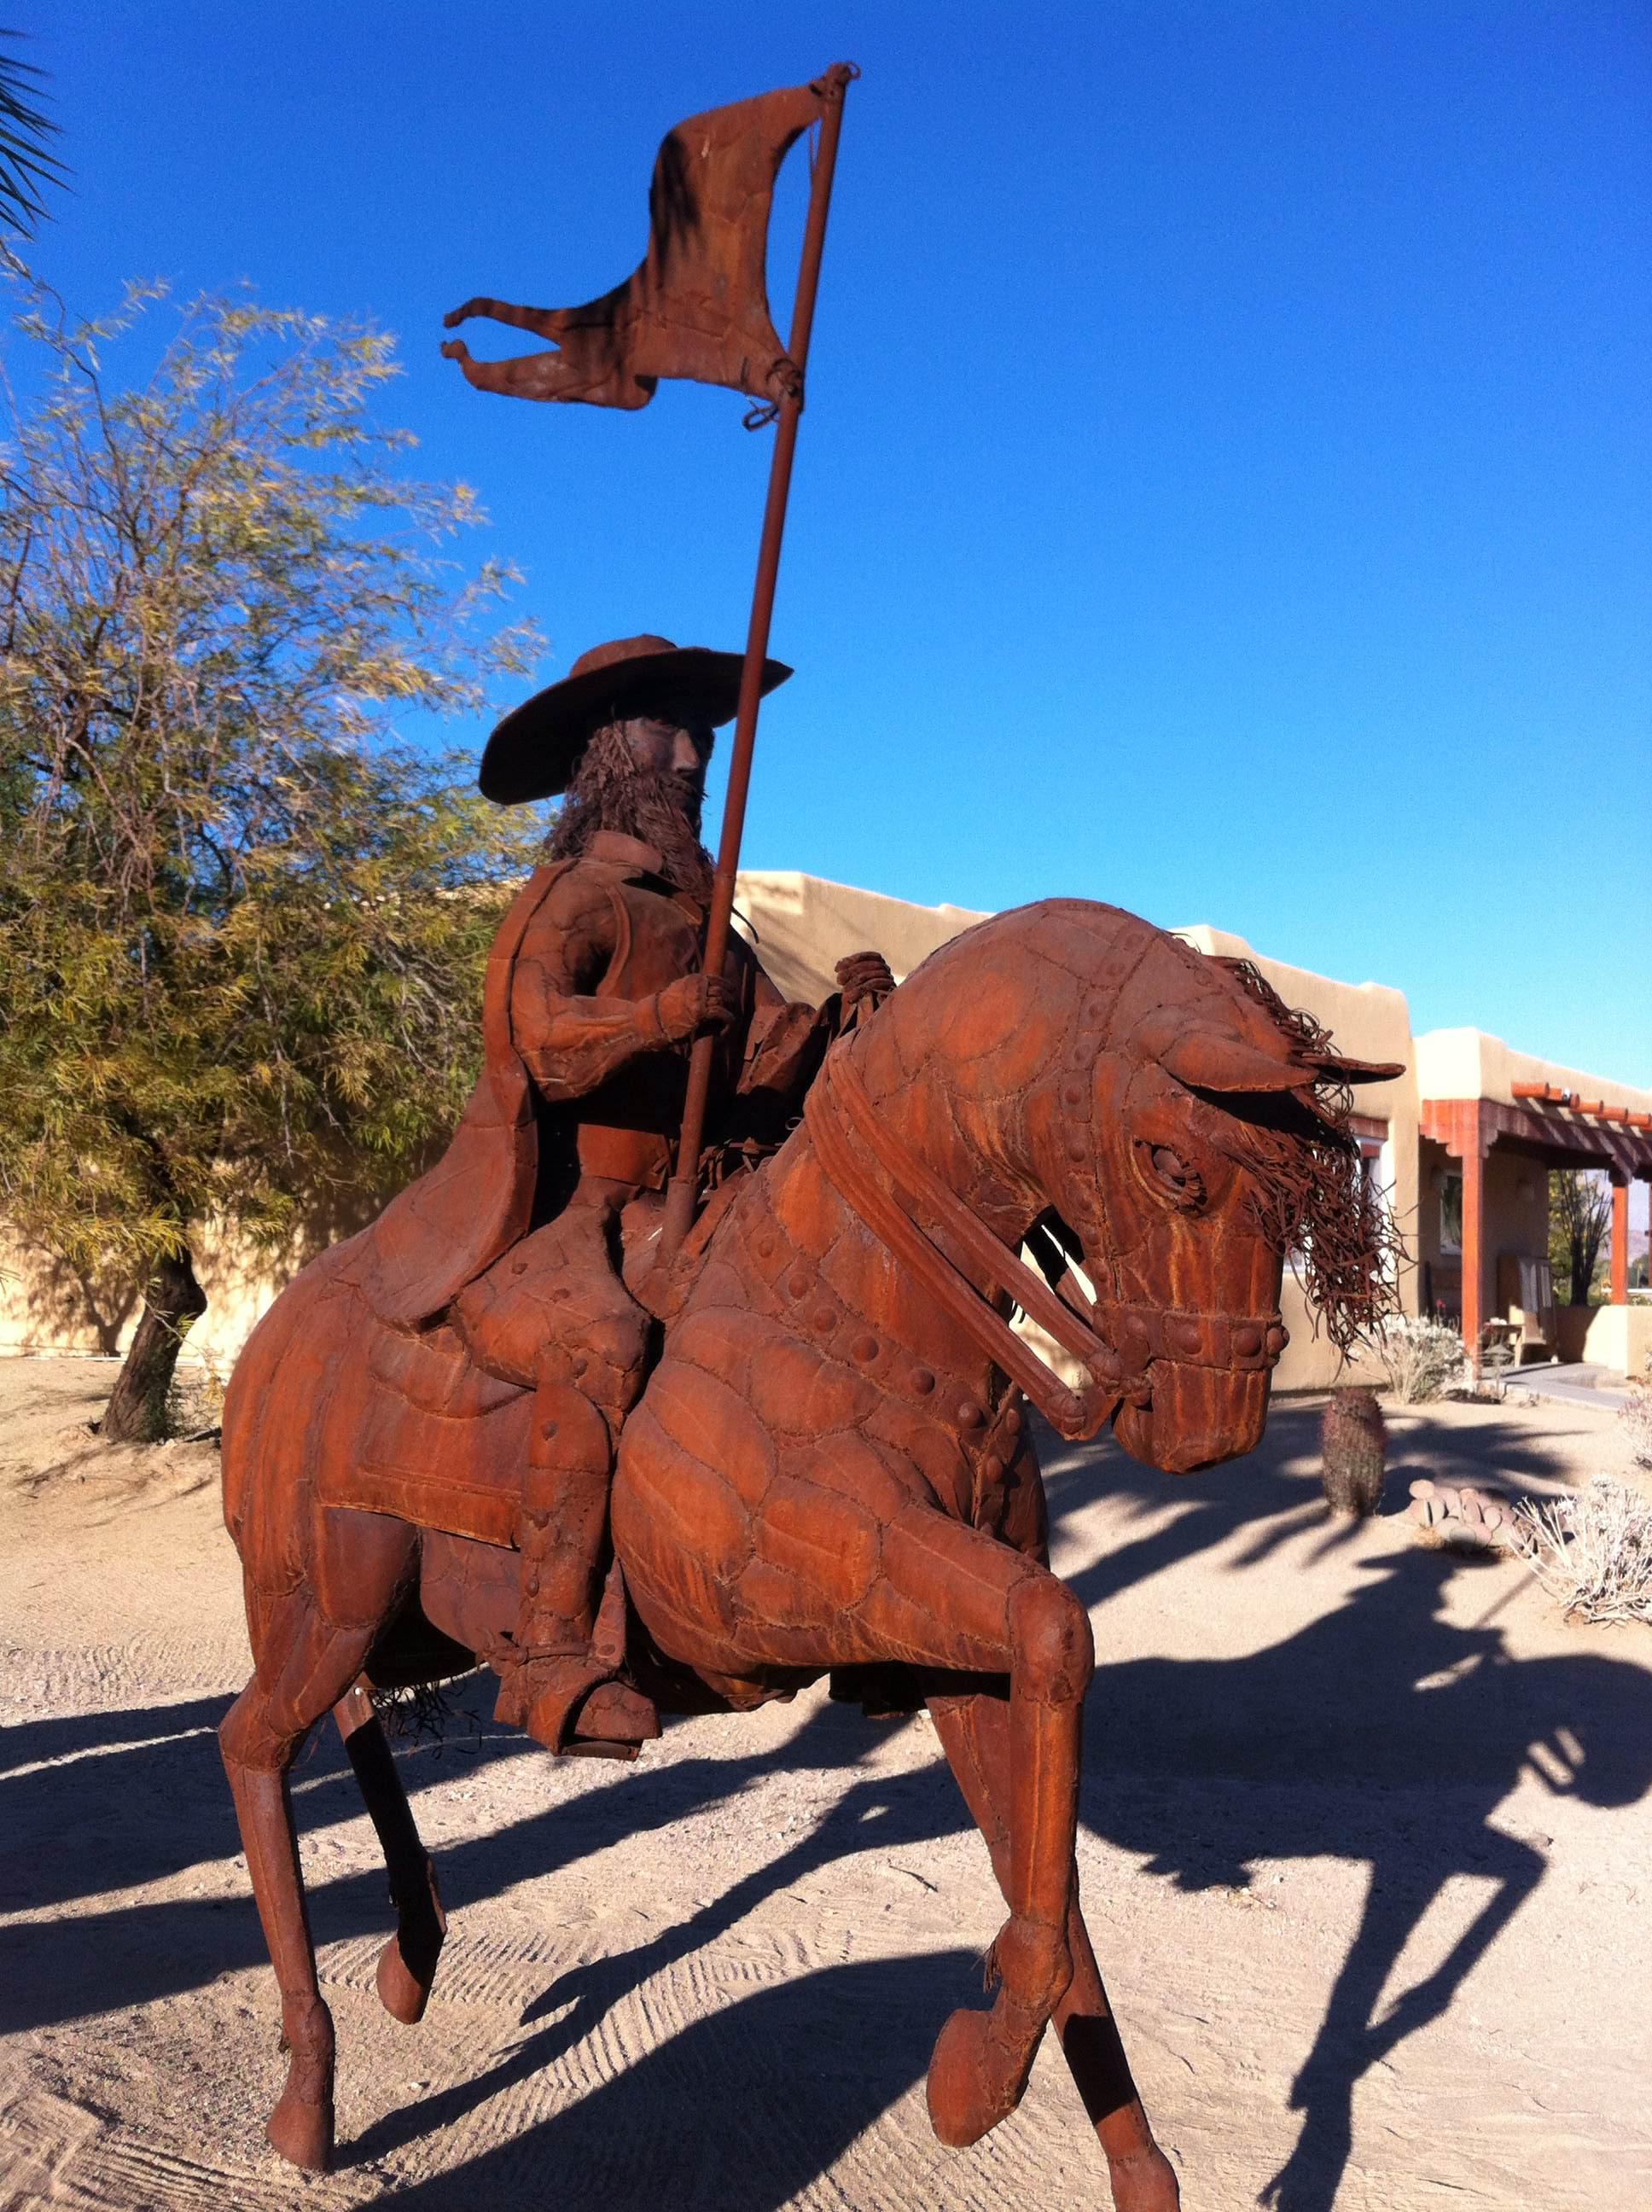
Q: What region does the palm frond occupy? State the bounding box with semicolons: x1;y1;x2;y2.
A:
0;31;65;236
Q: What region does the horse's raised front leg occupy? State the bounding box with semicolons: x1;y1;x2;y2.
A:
333;1682;446;2025
929;1690;1180;2212
840;1505;1092;2148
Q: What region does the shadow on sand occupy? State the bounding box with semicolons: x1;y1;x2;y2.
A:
1052;1400;1652;2209
5;1398;1647;2209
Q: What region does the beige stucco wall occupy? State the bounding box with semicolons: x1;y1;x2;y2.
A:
1414;1029;1652;1118
734;870;989;1004
0;1202;371;1371
1581;1304;1652;1377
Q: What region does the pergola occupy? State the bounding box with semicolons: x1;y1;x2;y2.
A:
1419;1086;1652;1364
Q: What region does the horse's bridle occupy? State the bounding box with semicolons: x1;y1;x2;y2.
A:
804;1048;1285;1444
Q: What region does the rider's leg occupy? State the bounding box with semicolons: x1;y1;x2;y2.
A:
494;1380;657;1752
453;1204;654;1754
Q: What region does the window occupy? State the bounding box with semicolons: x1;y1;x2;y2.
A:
1440;1172;1463;1256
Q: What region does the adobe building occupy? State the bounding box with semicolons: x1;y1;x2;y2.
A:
3;873;1646;1393
1413;1030;1652;1378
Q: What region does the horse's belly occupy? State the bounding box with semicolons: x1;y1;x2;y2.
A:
418;1530;521;1660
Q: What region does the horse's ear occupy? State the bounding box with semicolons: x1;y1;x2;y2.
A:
1156;1025;1306;1094
1317;1054;1406;1086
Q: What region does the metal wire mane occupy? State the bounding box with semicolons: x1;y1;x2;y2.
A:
1213;958;1403;1354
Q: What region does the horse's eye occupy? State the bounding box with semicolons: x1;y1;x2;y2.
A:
1137;1140;1206;1208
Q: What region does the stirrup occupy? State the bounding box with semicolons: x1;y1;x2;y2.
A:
496;1649;657;1759
567;1679;660;1761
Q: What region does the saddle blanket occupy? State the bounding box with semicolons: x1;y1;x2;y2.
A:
315;1320;533;1551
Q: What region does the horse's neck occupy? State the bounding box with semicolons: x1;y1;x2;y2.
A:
775;1049;1037;1382
857;1035;1041;1248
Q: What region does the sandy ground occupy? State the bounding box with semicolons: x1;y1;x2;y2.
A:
2;1358;1649;2212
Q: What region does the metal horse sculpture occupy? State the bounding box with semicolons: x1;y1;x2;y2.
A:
220;899;1398;2208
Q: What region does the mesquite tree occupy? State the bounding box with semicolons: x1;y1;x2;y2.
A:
0;284;545;1437
1550;1169;1612;1308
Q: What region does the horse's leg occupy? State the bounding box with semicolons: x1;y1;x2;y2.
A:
333;1682;446;2025
220;1509;416;2172
220;1599;379;2170
929;1691;1180;2212
808;1502;1090;2146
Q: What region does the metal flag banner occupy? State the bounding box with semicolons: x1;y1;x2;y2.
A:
442;69;851;416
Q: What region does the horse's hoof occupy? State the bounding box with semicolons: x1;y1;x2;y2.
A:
376;1930;430;2024
266;1998;334;2170
1107;2143;1182;2212
265;2083;333;2172
927;2006;1022;2149
376;1857;446;2024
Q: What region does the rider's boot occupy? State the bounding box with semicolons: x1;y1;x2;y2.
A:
492;1383;658;1759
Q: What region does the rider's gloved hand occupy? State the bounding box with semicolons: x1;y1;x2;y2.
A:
835;951;895;1008
653;974;738;1042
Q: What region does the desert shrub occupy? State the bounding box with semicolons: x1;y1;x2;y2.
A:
1515;1476;1652;1627
1373;1315;1466;1404
1621;1365;1652;1472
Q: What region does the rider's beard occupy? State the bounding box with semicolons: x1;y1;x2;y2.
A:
548;723;715;902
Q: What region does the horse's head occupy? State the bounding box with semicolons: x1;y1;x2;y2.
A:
862;902;1401;1476
1029;917;1401;1471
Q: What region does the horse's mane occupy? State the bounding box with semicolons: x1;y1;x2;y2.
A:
1205;957;1402;1354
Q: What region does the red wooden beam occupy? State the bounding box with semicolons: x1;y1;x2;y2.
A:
1511;1080;1572;1103
1508;1082;1649;1126
1463;1108;1486;1371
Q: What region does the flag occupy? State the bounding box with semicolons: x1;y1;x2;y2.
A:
441;69;850;412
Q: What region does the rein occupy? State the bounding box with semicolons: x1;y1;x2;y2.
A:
804;1048;1284;1445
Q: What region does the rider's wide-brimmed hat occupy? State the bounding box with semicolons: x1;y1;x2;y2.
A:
478;633;793;805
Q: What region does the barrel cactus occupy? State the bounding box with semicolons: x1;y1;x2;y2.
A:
1320;1385;1386;1517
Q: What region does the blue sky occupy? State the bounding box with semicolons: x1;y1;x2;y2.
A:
21;2;1652;1080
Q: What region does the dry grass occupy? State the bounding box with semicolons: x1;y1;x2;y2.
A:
1515;1476;1652;1627
163;1352;227;1442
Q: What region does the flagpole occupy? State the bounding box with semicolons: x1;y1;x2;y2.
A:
660;61;856;1257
